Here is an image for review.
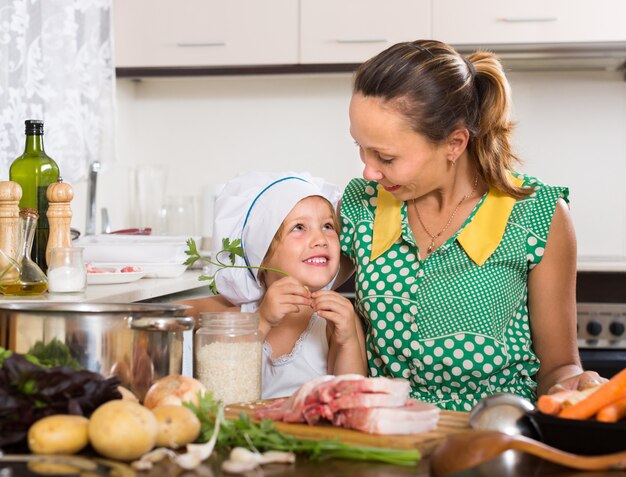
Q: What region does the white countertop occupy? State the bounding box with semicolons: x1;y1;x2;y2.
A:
0;270;210;304
577;258;626;272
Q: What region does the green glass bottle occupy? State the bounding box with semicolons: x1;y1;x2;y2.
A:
9;120;60;272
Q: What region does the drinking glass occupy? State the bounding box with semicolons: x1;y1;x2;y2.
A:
158;196;197;237
133;166;166;230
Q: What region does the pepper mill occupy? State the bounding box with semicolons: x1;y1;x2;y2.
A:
46;178;74;266
0;181;22;282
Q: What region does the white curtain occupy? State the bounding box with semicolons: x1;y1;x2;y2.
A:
0;0;115;182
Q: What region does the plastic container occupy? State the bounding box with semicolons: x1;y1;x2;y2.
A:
194;312;263;405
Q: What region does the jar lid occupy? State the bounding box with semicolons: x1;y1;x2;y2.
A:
198;312;259;332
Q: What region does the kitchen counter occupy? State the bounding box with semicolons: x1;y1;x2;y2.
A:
1;449;616;477
0;270;210;304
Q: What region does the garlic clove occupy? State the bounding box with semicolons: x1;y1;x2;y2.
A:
221;459;259;474
259;450;296;464
228;447;263;464
131;460;154;471
140;447;177;463
174;452;203;470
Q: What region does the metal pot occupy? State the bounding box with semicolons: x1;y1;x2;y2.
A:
0;302;194;401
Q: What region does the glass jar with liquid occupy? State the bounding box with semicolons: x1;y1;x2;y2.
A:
0;208;48;295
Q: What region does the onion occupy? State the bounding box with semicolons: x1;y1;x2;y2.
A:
143;375;206;409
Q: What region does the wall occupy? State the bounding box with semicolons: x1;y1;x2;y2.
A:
70;69;626;262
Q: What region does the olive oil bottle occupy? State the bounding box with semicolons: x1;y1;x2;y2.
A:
9;120;60;271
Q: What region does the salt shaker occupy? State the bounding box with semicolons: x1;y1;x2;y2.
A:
194;312;263;404
46;178;74;266
0;181;22;284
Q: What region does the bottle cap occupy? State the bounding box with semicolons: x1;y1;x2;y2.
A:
24;120;44;135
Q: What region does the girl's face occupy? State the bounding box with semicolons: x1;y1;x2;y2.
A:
349;93;448;202
264;196;340;291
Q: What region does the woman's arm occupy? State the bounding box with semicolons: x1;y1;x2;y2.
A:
176;295;239;319
529;199;604;395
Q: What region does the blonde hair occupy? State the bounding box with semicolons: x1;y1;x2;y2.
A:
257;196;340;288
353;39;531;199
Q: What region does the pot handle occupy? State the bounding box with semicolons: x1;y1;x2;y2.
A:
129;316;194;332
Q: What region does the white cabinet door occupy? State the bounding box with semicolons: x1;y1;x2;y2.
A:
113;0;298;67
433;0;626;45
300;0;432;64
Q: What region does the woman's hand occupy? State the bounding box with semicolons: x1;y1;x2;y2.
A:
257;276;312;331
546;369;607;395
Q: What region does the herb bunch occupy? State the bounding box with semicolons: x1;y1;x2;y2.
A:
185;393;421;466
184;238;287;294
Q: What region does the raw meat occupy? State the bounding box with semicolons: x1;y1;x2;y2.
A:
333;399;440;435
328;392;408;413
254;375;440;435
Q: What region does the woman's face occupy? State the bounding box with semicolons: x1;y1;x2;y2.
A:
264;196;340;292
349;93;447;202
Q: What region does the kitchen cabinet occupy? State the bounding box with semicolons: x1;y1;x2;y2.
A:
113;0;298;67
299;0;431;64
114;0;626;72
433;0;626;45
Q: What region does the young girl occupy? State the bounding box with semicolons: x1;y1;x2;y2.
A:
181;171;366;399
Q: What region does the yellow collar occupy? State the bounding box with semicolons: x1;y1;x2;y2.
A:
370;176;525;265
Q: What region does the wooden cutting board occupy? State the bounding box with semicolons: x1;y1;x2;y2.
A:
224;400;470;457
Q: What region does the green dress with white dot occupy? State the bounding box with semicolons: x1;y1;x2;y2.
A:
339;173;568;411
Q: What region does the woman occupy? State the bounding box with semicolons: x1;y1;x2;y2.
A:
340;39;602;411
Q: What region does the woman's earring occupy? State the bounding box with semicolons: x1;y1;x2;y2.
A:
448;159;456;167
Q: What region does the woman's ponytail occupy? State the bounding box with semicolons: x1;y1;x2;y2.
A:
468;52;531;198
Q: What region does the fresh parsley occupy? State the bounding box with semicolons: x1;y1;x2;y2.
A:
185;393;421;466
184;238;288;294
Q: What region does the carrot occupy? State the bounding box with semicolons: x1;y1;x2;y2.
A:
559;368;626;420
537;385;602;415
597;396;626;423
538;390;579;415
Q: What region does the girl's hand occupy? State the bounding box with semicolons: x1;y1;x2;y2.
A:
258;276;312;329
311;290;359;346
547;370;607;395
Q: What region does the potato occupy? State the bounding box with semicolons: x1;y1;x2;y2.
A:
152;405;201;449
88;400;158;461
28;415;89;455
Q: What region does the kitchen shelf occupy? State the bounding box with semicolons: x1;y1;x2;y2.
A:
116;63;360;78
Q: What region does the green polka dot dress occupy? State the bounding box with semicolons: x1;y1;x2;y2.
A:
340;173;568;411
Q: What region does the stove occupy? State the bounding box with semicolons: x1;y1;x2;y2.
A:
577;302;626;377
577;302;626;348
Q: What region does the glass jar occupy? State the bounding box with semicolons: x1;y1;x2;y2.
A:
47;247;87;293
194;312;263;405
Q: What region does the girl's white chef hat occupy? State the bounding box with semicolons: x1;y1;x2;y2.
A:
211;171;341;306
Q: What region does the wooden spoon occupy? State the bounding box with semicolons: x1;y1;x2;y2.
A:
430;430;626;477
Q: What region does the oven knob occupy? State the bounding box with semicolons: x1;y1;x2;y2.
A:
586;321;602;337
609;321;625;337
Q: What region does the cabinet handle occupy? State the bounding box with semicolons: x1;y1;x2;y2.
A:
499;17;558;23
176;41;226;47
334;37;388;44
